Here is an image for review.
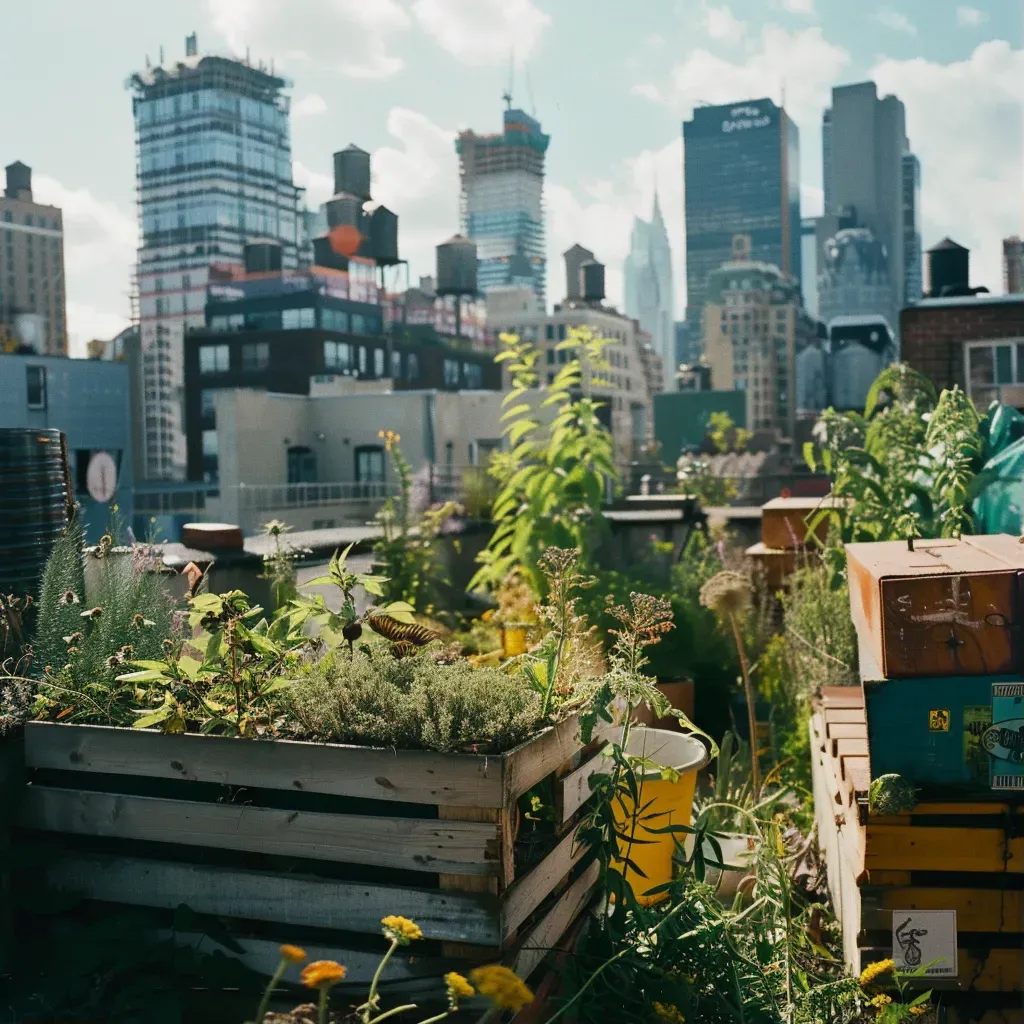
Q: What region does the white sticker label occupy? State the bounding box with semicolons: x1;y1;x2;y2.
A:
892;910;958;977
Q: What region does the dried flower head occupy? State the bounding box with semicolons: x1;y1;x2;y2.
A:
182;561;205;597
469;965;533;1011
381;915;423;945
279;944;307;964
62;632;83;647
262;519;292;538
699;571;752;618
79;606;103;621
606;592;674;648
445;971;475;1007
59;590;80;606
300;960;347;989
653;1004;686;1023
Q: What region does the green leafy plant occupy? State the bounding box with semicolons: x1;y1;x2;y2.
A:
471;327;617;594
372;429;459;614
260;519;308;610
858;957;937;1021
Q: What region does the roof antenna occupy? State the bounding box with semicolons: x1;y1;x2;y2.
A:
526;62;536;117
502;49;514;109
159;44;164;64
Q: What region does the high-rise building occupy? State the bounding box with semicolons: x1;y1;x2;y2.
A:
800;217;820;318
0;161;67;355
902;153;923;305
1004;236;1024;295
623;193;674;386
819;82;909;329
456;99;549;306
703;235;818;441
128;33;302;480
683;98;801;348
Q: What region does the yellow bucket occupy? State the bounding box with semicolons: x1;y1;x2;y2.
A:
501;626;528;658
611;727;710;905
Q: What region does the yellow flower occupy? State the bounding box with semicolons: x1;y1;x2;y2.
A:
445;971;475;1005
279;944;307;964
481;608;495;622
381;915;423;945
869;993;893;1008
909;1008;927;1017
859;959;895;986
653;1002;686;1022
300;960;347;989
470;965;534;1011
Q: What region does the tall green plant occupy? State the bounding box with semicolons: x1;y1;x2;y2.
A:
471;327;617;594
32;519;86;675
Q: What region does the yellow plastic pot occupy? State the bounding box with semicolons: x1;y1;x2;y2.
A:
501;626;528;658
611;727;710;905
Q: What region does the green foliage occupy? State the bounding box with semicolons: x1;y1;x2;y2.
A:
32;519;87;675
284;649;543;754
869;774;918;816
804;363;986;546
707;410;752;454
259;519;307;610
675;451;738;506
372;431;458;613
471;327;617;594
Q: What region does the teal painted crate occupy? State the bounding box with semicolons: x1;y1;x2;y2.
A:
865;675;1024;796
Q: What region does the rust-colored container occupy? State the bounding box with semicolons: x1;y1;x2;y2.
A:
761;496;848;551
847;535;1024;679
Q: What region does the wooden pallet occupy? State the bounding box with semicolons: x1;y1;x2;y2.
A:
811;690;1024;993
16;718;608;996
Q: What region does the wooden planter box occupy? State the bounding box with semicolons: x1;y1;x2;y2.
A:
17;717;606;993
0;733;23;971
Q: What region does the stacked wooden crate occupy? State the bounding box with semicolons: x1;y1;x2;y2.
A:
745;496;846;586
812;535;1024;1021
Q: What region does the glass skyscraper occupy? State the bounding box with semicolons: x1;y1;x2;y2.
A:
624;194;674;384
129;34;301;480
456;103;549;306
683;99;801;348
902;153;923;305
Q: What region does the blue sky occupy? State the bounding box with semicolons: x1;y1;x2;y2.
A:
2;0;1021;355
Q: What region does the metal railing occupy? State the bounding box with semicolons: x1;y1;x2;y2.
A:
236;480;397;511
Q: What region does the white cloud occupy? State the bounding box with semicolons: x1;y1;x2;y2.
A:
658;25;850;127
410;0;550;66
292;93;328;118
631;82;664;102
293;161;334;205
956;5;988;26
871;7;918;35
801;183;824;219
872;40;1024;293
704;4;746;43
205;0;411;79
779;0;815;13
32;175;137;357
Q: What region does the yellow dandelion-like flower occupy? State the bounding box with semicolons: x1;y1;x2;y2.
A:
869;993;892;1008
279;944;307;964
859;959;895;987
381;915;423;945
909;1008;927;1017
470;965;533;1011
445;971;475;1006
653;1002;686;1022
300;960;347;989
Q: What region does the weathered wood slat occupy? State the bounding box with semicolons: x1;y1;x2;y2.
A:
864;824;1024;874
860;886;1024;934
21;786;498;875
46;853;500;944
23;722;505;808
512;860;599;983
501;826;588;938
556;746;611;825
504;718;613;805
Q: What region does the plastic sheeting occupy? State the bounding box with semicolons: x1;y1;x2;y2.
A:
972;405;1024;535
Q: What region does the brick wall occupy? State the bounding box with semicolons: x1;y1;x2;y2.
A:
901;301;1024;393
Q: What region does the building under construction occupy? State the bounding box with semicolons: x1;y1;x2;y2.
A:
456;101;549;307
127;33;302;480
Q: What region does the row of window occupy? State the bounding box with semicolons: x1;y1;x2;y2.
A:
966;341;1024;389
207;307;377;335
2;211;60;230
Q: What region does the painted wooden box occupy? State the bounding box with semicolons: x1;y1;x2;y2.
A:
16;717;607;994
847;535;1024;679
760;495;847;551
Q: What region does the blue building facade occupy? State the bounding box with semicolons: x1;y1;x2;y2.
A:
456;106;549;305
0;355;134;542
683;99;801;348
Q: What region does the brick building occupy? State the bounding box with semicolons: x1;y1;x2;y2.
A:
901;294;1024;408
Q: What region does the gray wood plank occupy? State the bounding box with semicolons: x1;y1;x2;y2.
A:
512;861;599;981
503;716;611;804
557;745;613;824
24;722;505;808
22;786;499;875
46;853;500;945
500;826;588;938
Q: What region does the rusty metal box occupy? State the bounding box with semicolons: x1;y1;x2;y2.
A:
847;535;1024;679
761;496;848;550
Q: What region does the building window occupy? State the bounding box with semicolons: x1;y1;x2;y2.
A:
545;324;554;341
557;324;567;341
25;366;46;409
282;307;315;330
201;429;219;483
200;389;217;420
321;308;349;332
199;344;229;374
324;340;352;371
406;352;419;382
355;446;385;484
391;350;401;378
287;446;317;484
352;313;367;334
376;348;386;377
443;358;460;388
241;341;270;371
358;345;368;375
464;362;483;389
546;348;555;364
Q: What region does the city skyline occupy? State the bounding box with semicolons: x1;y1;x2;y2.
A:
0;0;1020;356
